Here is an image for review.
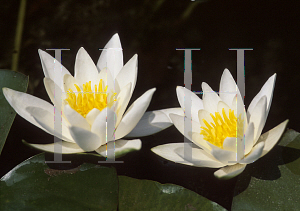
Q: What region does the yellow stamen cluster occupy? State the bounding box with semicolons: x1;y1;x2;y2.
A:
65;80;116;118
200;108;243;148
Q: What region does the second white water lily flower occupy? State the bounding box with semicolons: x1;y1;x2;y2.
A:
3;34;180;157
152;69;288;179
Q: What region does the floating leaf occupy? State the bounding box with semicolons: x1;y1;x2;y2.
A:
232;129;300;211
0;153;118;211
118;175;227;211
0;69;28;155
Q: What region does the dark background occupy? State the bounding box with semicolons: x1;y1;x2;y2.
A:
1;0;299;210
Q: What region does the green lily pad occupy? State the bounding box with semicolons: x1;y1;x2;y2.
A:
232;129;300;211
0;153;118;211
0;69;28;155
118;176;227;211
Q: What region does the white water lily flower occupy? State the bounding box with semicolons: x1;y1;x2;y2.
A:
152;69;288;179
3;34;180;157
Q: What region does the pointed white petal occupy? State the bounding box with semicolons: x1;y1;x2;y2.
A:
126;108;184;138
64;105;91;131
249;96;267;144
231;94;246;121
247;73;276;121
63;74;79;92
38;49;71;89
169;113;201;141
97;67;117;93
256;119;288;157
115;54;137;96
219;68;243;108
176;86;203;122
214;163;247;180
240;142;264;164
169;113;211;152
244;122;255;155
198;109;214;128
74;47;99;87
202;82;222;114
191;133;212;153
2;88;54;131
175;146;226;168
91;107;116;143
26;106;74;143
23;140;84;154
152;143;195;166
211;148;240;165
69;126;102;151
85;108;101;125
95;139;141;158
223;137;239;152
43;77;56;105
114;88;156;139
97;33;123;79
115;83;131;127
217;100;231;114
151;143;225;168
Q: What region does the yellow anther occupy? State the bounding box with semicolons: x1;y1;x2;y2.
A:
200;108;243;148
65;80;117;118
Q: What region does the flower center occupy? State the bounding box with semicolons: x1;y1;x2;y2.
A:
65;80;116;118
200;108;243;148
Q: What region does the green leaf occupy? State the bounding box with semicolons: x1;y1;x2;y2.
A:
232;129;300;211
0;69;28;155
118;176;227;211
0;153;118;211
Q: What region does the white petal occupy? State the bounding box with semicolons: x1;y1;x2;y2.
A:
115;83;132;127
257;119;288;157
239;142;264;164
244;122;255;155
69;126;102;151
38;49;71;89
63;74;79;92
211;148;240;165
231;95;248;133
198;109;214;128
64;105;91;131
2;88;54;132
97;33;123;79
170;114;211;152
214;163;247;180
249;96;267;145
115;54;137;96
223;137;239;152
23;140;85;154
217;100;231;114
26;106;74;143
175;146;226;168
95;139;141;158
219;68;243;108
97;67;117;93
176;86;203;122
191;133;212;153
114;88;156;139
151;143;195;166
247;73;276;121
43;77;56;105
169;113;201;141
202;82;222;114
74;47;99;87
91;107;116;143
151;143;225;168
85;108;101;125
126;108;184;138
